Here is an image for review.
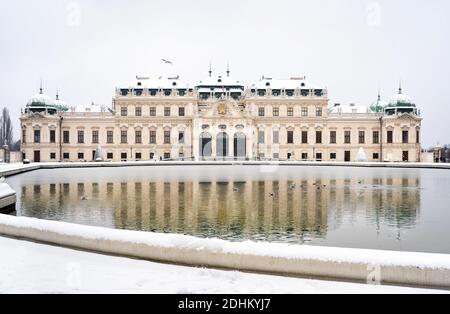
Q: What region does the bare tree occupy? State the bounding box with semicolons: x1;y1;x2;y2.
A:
0;107;13;149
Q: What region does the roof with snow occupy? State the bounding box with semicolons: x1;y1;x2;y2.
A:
70;103;111;113
387;89;416;108
196;75;244;88
251;77;320;90
121;76;191;90
27;90;56;108
330;104;372;114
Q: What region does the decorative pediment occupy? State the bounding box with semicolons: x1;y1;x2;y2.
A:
199;99;246;119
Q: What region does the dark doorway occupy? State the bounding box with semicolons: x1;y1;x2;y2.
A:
402;151;409;162
34;151;41;163
345;151;351;162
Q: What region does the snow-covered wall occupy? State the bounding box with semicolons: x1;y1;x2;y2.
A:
1;215;450;288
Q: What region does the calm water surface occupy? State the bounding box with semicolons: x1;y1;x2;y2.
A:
7;165;450;254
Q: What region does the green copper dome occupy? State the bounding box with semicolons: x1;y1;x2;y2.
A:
370;93;387;113
26;88;58;114
386;88;416;108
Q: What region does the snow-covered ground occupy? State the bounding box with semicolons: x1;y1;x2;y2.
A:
0;236;447;294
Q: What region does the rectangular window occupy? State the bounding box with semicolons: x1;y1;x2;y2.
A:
50;130;56;143
107;131;113;144
287;107;294;117
164;153;171;160
164;107;171;117
402;130;409;144
316;131;322;144
273;107;279;117
22;129;26;144
258;107;265;117
302;153;308;160
387;131;393;144
63;152;69;160
50;153;56;160
150;107;156;116
107;153;113;160
373;131;380;144
316;107;323;117
78;152;84;160
150;152;155;160
135;152;142;160
287;130;294;144
273;130;279;144
330;131;337;144
63;131;70;144
121;107;127;116
178;131;185;144
301;131;308;144
178;107;185;117
344;131;351;144
135;107;142;117
92;130;99;144
121;153;127;160
258;130;265;144
359;131;365;144
273;153;279;160
164;131;171;144
416;130;420;144
316;153;323;161
135;130;142;144
373;153;379;160
150;130;156;144
301;107;308;117
77;130;84;144
121;130;127;144
330;153;337;160
34;130;41;143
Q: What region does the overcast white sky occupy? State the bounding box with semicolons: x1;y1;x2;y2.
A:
1;0;449;147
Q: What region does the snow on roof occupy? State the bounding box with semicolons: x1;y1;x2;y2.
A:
197;75;244;87
251;77;321;90
121;76;190;90
388;91;416;107
27;92;55;107
71;103;110;113
330;104;372;114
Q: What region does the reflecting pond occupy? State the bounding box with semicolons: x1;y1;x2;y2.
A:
7;165;450;254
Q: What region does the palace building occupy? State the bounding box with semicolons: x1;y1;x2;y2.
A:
20;71;422;163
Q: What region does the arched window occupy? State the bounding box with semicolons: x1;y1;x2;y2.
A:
216;132;229;159
199;132;212;159
234;133;246;159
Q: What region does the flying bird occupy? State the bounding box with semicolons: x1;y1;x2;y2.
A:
161;59;173;65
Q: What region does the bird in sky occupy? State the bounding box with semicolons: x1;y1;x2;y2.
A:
161;59;173;65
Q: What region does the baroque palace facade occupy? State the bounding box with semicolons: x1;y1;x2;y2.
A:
20;71;422;163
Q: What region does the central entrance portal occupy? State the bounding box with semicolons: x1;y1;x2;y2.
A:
216;132;229;160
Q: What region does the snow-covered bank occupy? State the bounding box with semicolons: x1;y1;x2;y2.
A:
1;215;450;289
1;236;446;294
1;160;449;178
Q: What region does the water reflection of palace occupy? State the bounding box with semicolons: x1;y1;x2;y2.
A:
18;176;421;242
